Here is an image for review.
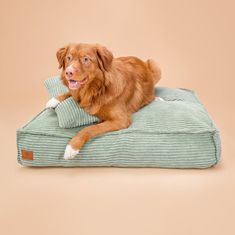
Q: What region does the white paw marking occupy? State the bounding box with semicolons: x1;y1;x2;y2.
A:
64;145;79;160
155;96;164;101
46;97;60;109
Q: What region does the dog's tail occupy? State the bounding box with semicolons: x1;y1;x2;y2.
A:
146;59;161;85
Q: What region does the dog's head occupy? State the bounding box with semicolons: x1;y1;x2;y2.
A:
56;43;113;90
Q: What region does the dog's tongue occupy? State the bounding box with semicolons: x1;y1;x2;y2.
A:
68;80;80;89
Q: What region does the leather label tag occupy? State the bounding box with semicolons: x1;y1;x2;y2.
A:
21;149;34;160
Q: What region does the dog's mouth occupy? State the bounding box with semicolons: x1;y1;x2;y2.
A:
68;76;88;90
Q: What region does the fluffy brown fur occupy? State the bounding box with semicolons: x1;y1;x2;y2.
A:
55;43;161;152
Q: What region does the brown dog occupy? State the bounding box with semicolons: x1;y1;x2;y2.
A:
46;43;161;159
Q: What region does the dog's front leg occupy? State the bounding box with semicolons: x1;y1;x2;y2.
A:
46;91;71;109
64;117;132;159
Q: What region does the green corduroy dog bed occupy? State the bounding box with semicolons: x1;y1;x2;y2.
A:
16;76;221;168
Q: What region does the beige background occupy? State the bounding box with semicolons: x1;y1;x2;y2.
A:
0;0;235;234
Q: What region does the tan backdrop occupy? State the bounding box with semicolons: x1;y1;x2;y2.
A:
0;0;234;235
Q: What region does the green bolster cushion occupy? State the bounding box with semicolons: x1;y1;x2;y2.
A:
16;76;221;168
44;76;99;128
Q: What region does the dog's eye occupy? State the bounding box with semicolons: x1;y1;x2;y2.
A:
82;56;90;64
67;55;72;61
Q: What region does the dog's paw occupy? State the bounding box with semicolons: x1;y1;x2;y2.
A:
64;145;80;160
155;96;164;101
46;97;60;109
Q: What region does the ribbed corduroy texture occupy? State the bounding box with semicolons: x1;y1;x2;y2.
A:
17;78;221;168
44;76;99;127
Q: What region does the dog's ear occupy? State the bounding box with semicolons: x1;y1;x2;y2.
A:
56;46;68;69
96;44;113;72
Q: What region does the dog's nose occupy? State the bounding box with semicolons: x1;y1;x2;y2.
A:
65;66;74;78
